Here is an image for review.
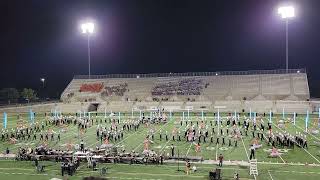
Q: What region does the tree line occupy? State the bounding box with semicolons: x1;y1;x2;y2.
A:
0;88;38;104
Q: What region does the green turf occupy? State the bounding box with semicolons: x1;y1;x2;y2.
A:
0;112;320;179
0;160;320;180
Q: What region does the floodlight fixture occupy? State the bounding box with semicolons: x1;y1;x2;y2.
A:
277;5;295;72
81;22;95;34
278;6;295;19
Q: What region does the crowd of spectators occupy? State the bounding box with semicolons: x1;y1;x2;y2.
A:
101;83;128;97
152;78;205;96
80;83;104;93
66;92;74;99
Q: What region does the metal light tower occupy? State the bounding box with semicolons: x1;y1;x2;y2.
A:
81;22;95;78
40;78;45;88
278;6;295;73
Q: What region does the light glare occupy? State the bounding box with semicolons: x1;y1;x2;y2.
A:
81;22;95;34
278;6;295;19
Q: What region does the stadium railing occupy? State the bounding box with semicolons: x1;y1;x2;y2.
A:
0;100;61;109
73;68;306;79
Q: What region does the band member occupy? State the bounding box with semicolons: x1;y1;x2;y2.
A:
222;136;225;146
170;144;175;157
80;140;84;152
186;160;191;175
144;137;151;151
195;143;201;153
165;131;168;141
104;138;109;144
249;145;255;160
218;154;223;167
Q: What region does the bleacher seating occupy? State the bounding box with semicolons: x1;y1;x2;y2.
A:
102;83;128;97
58;69;311;113
80;83;104;93
152;78;204;96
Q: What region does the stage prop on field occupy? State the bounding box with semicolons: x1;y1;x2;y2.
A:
3;112;7;129
214;106;226;136
305;110;309;132
269;110;272;123
29;109;35;124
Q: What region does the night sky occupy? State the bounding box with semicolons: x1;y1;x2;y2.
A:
1;0;320;98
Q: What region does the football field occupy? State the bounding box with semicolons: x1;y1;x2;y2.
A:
0;111;320;179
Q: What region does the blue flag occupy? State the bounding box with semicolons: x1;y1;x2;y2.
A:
305;110;309;132
3;112;7;129
29;109;34;124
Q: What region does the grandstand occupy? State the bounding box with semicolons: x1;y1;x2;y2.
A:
58;69;312;113
1;68;320;180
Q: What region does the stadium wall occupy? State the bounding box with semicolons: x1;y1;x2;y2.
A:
0;69;311;115
55;69;312;114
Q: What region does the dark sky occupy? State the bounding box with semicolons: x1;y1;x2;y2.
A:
1;0;320;98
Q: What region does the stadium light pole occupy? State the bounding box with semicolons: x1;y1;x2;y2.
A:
278;6;295;73
81;22;95;79
40;78;45;88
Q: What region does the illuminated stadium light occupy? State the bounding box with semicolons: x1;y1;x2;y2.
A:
81;22;95;34
277;5;295;73
215;73;218;76
80;21;96;79
297;70;300;73
278;6;295;19
40;78;45;88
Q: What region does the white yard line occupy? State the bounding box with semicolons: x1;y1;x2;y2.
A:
269;169;320;175
240;136;250;160
302;148;320;163
215;143;218;161
260;130;286;163
113;163;250;170
295;125;320;141
278;154;286;163
240;135;256;180
0;171;49;176
111;171;204;178
74;126;99;148
114;130;139;146
0;168;202;179
268;170;274;180
185;142;193;157
132;120;173;152
87;121;144;148
159;139;171;154
272;122;320;164
7;124;79;151
159;125;184;154
133;143;143;151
